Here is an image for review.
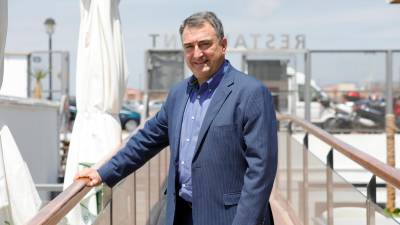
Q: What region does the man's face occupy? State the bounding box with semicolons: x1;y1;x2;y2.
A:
181;22;227;84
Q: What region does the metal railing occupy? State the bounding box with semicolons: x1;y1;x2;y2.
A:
277;114;400;225
26;113;400;225
26;122;170;225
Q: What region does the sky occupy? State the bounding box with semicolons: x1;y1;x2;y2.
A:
4;0;400;94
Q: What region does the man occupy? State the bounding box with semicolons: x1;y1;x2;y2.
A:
76;11;277;225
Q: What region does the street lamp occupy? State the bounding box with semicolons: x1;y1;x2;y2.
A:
44;18;55;100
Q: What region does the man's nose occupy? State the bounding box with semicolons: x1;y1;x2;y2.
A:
193;45;203;58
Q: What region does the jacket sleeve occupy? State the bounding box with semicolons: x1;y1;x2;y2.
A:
232;85;278;225
98;101;169;187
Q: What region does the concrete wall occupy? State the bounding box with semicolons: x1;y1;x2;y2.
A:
0;96;59;186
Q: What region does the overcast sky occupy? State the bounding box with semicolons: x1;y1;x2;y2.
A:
5;0;400;93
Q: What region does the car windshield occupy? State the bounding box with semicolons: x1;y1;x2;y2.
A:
122;104;136;111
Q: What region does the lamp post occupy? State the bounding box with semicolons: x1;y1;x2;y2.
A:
44;18;55;100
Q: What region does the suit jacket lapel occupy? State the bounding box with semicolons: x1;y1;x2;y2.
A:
193;71;234;160
172;84;192;163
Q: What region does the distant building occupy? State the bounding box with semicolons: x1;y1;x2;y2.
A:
323;83;358;102
124;88;167;102
124;88;143;101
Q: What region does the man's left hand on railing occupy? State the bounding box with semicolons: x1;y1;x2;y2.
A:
74;168;103;187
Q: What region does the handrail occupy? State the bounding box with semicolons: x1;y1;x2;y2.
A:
26;179;91;225
278;114;400;189
26;154;120;225
26;122;143;225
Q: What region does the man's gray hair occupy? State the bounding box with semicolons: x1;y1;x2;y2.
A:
179;11;224;40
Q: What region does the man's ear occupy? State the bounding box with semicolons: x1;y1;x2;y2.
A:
221;37;228;53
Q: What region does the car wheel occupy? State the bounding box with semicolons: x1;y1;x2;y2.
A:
124;120;138;132
323;118;338;130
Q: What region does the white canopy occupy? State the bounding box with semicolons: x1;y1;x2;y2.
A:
0;0;7;89
63;0;128;224
0;126;41;225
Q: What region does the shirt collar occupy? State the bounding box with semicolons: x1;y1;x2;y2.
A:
188;60;230;90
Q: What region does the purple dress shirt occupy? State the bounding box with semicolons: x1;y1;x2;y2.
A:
178;60;230;202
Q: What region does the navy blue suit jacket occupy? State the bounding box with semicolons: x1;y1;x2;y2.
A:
98;65;278;225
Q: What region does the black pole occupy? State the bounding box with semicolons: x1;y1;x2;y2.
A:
48;34;53;100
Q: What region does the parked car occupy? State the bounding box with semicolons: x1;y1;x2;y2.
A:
149;100;164;111
125;100;144;112
69;99;141;132
119;105;141;131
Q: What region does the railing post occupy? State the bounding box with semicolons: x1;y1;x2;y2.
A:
147;161;151;225
367;175;376;225
326;149;334;225
303;132;309;225
385;50;396;212
110;197;113;225
133;172;137;225
304;51;312;122
102;186;112;225
287;122;293;202
158;152;162;202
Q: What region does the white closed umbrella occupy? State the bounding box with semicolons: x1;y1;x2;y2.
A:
63;0;128;224
0;2;41;223
0;126;42;225
0;0;7;89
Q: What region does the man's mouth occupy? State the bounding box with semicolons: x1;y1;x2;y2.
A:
193;60;208;66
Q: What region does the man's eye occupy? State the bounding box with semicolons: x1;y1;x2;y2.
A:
199;42;211;49
184;45;194;50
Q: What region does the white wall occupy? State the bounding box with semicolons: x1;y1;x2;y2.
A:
0;54;29;97
0;96;59;187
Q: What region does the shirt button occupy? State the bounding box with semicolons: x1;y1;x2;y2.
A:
191;116;195;120
181;161;185;165
186;138;190;142
182;184;186;187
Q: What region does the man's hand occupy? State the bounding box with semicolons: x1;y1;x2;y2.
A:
74;168;103;187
